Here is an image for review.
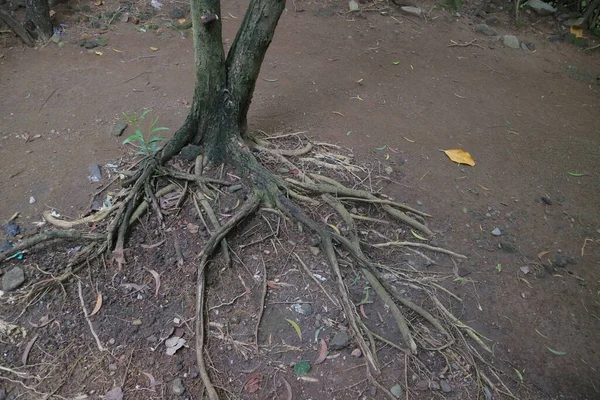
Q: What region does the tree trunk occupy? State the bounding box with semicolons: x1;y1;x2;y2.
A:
26;0;53;42
160;0;286;164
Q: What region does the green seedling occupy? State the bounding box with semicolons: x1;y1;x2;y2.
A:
122;109;169;155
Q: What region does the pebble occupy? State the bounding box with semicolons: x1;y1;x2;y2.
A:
110;121;127;136
309;246;320;256
390;384;403;398
29;196;36;204
171;378;185;395
502;35;520;49
228;184;243;193
132;319;142;325
170;7;185;19
541;196;552;205
88;163;102;182
440;379;452;393
329;330;350;350
293;303;313;315
400;6;422;16
475;23;497;36
416;200;423;206
2;267;25;291
384;166;394;175
491;227;502;236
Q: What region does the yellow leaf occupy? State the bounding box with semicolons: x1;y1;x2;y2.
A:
49;10;56;17
327;224;340;235
403;136;415;143
150;47;159;51
478;184;490;191
508;130;519;135
385;154;390;160
285;319;302;341
94;0;104;5
411;230;428;241
178;18;186;24
94;51;103;56
443;149;475;166
112;48;123;53
570;26;584;38
89;292;103;317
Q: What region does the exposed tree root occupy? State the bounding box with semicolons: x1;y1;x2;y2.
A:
0;134;511;399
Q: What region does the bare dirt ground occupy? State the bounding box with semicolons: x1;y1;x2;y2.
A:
1;0;599;399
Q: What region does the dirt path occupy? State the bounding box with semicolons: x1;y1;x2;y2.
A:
1;0;599;399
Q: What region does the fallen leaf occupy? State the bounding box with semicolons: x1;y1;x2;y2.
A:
29;315;53;328
508;130;519;135
140;240;165;249
570;25;584;38
314;339;328;364
567;172;585;177
281;377;292;400
266;280;281;289
262;78;278;82
514;368;524;383
244;372;262;393
187;223;199;234
146;269;161;296
443;149;475;166
327;224;340;235
142;371;159;388
94;0;104;5
150;47;158;51
89;292;103;317
393;61;400;65
411;230;428;241
293;361;311;376
178;18;186;24
285;319;302;341
537;250;550;260
403;136;415;143
332;111;345;117
359;304;368;319
375;145;387;151
105;387;123;400
112;48;123;53
547;347;566;356
165;336;186;355
21;334;38;366
94;51;103;56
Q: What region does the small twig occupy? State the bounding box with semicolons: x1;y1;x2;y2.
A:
39;88;59;112
447;39;485;49
584;43;600;51
254;257;268;347
77;280;106;352
120;70;148;84
372;241;467;259
294;252;341;309
127;55;157;62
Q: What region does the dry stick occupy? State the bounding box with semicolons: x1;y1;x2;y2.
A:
294;253;341;309
131;183;179;223
326;195;431;218
39;88;59;112
254;258;268;347
447;39;485;49
362;268;417;354
159;167;231;186
350;213;390;224
195;194;262;400
77;281;106;352
42;206;118;229
372;241;467;259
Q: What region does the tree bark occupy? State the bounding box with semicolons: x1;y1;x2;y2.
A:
0;9;34;46
161;0;286;163
26;0;53;42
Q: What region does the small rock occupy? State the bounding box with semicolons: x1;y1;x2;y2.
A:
400;6;422;16
228;184;243;193
105;386;123;400
384;166;394;175
390;384;403;398
88;163;102;182
567;256;578;265
415;380;429;390
430;381;440;390
500;242;516;253
170;7;185;19
349;0;359;11
110;121;127;136
120;12;130;23
486;16;500;26
81;40;98;49
309;246;320;256
526;0;556;15
564;17;585;26
541;196;552;205
491;227;502;236
179;145;202;161
416;200;423;206
351;348;362;357
132;319;142;326
51;33;61;43
57;42;65;48
329;330;350;350
171;378;185;395
2;267;25;291
316;7;334;17
29;196;36;204
108;363;118;371
277;167;290;174
551;256;567;268
475;23;497;36
502;35;520;49
293;303;313;315
146;335;158;342
440;379;452;393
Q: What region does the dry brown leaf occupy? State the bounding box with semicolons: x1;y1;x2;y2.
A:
187;223;199;234
146;269;161;296
314;338;328;364
570;26;584;38
141;371;159;388
89;292;103;317
537;250;550;260
359;304;368;319
443;149;475;166
140;240;165;249
266;280;280;289
244;373;262;393
21;334;38;366
281;377;292;400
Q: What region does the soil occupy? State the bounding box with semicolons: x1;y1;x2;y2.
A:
1;0;599;399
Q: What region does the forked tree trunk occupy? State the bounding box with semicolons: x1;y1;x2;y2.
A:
26;0;53;42
160;0;286;165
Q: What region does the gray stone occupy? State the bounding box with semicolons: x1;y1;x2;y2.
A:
430;381;441;390
390;384;403;398
110;121;128;136
329;330;350;350
81;40;98;49
179;145;202;161
416;200;423;206
415;380;429;390
502;35;520;49
88;163;102;182
491;227;502;236
2;267;25;291
170;7;185;19
564;17;585;27
316;7;334;17
400;6;422;16
440;379;452;393
475;23;497;36
384;166;394;175
51;33;61;43
309;246;320;256
526;0;556;15
541;196;552;205
171;378;185;395
228;184;243;193
293;303;313;315
551;256;567;268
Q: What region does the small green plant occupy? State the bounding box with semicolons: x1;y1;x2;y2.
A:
122;109;168;155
